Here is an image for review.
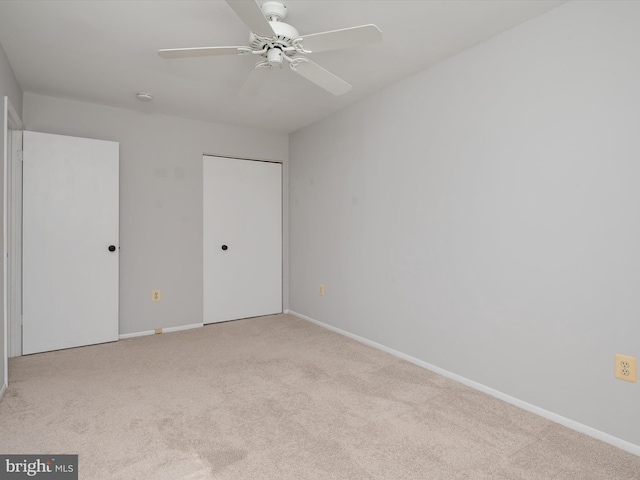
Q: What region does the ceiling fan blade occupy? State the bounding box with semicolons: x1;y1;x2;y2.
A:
238;67;270;97
225;0;274;38
158;46;244;59
293;60;351;96
300;24;382;53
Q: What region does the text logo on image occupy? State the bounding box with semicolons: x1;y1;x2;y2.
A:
0;455;77;479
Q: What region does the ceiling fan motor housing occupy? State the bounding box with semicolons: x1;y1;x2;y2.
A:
249;20;300;62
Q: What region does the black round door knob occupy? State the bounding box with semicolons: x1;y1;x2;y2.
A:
108;245;116;252
221;245;228;251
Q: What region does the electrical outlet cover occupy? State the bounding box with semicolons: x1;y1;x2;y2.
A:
614;354;637;383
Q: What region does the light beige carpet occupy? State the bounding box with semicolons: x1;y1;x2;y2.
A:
1;314;639;479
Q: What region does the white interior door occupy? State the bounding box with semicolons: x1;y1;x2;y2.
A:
22;131;119;355
203;156;282;323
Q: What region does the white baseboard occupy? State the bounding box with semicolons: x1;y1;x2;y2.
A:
0;382;6;402
119;330;155;339
119;322;202;340
163;323;203;334
287;310;640;458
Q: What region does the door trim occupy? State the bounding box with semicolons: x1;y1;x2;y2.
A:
3;97;23;392
202;152;282;165
7;128;22;358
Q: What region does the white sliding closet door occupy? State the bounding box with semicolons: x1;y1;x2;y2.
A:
22;131;119;355
203;156;282;323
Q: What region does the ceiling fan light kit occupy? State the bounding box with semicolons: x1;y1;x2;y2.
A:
158;0;382;96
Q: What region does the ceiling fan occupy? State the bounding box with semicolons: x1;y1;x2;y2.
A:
158;0;382;96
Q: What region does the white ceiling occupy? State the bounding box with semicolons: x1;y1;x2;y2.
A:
0;0;566;134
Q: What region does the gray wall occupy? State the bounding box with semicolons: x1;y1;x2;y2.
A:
24;93;289;335
0;42;22;117
289;1;640;447
0;40;23;391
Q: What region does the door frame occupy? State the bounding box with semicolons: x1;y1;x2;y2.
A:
3;96;23;392
7;126;22;358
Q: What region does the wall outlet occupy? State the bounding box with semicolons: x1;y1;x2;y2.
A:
614;354;637;383
152;290;161;302
155;328;163;334
319;284;324;296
